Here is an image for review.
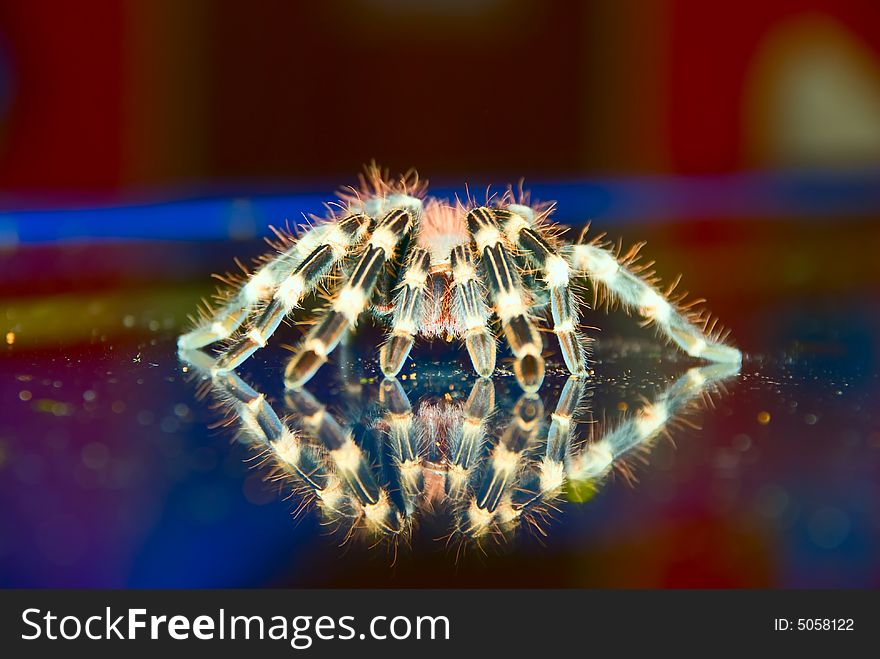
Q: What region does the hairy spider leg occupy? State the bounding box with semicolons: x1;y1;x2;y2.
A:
467;207;545;391
285;208;414;389
449;244;496;378
285;386;405;534
568;240;742;364
445;377;494;499
178;218;366;351
186;344;405;533
214;213;371;372
379;248;432;377
498;205;589;377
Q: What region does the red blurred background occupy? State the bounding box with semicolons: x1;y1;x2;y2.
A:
1;0;879;201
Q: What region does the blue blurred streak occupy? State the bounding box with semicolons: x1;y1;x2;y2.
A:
2;169;879;245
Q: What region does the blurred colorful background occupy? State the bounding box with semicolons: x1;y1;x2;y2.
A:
0;0;878;587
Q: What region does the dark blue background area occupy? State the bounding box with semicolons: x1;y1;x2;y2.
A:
3;169;880;244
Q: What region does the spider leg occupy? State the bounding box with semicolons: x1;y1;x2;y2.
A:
372;224;413;315
569;237;742;364
284;208;415;389
213;213;371;371
178;216;368;351
450;244;496;378
497;206;589;377
467;207;545;391
379;248;431;377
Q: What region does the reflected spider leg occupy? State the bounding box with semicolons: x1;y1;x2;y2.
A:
459;363;739;540
567;362;741;482
177;348;331;500
467;206;546;391
178;214;370;351
492;377;588;531
285;386;405;534
497;206;589;377
536;375;587;499
445;377;495;499
285;208;415;389
568;235;742;364
460;392;544;537
378;378;425;513
185;347;407;534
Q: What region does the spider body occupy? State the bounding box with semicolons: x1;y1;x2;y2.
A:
179;165;741;393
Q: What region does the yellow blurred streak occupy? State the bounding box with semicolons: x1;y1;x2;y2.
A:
2;285;209;348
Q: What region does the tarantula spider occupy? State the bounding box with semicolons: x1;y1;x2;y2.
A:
178;164;742;392
180;347;738;544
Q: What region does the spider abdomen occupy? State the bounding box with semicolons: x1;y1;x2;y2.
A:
421;270;465;340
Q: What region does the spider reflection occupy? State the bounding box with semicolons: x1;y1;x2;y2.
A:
180;348;738;550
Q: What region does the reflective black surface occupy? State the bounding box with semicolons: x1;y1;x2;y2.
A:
2;309;877;587
2;208;879;588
